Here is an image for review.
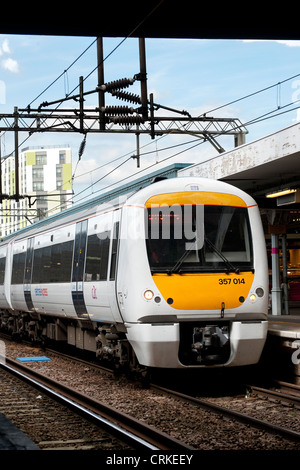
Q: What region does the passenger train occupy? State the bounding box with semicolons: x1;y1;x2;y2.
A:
0;176;268;372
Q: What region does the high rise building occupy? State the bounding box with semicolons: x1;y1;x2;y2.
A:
0;145;73;237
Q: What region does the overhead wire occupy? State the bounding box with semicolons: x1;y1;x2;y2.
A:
46;137;205;215
3;26;300;227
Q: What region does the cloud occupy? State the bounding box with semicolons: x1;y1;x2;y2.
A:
2;57;19;73
2;39;11;54
277;40;300;47
243;39;300;47
0;38;20;73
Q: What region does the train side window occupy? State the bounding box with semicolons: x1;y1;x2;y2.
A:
11;252;26;284
84;231;110;281
32;240;74;283
109;221;119;281
0;257;6;284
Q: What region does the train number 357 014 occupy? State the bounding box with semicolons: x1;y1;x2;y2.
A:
219;278;245;285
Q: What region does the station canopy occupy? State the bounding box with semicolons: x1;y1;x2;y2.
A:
1;2;299;40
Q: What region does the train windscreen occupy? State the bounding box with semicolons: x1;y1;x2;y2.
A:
146;205;253;273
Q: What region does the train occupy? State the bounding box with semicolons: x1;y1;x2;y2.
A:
0;176;269;374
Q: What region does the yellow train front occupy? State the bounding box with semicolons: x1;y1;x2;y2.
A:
117;177;268;368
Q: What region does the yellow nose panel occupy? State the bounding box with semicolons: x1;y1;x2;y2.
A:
152;272;254;310
146;192;248;208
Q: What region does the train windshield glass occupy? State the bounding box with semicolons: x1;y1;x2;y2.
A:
146;205;253;273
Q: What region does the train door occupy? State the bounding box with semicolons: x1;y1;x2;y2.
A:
72;220;89;319
107;209;124;324
24;238;34;312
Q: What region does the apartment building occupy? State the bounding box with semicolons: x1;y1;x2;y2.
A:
0;145;73;237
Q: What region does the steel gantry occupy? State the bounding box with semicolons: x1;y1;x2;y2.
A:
0;38;248;203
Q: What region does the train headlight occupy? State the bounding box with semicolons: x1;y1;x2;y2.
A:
250;294;256;302
144;290;154;300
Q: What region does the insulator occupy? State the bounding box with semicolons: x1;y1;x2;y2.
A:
102;106;134;115
78;134;87;159
110;90;141;104
112;115;144;125
100;77;134;92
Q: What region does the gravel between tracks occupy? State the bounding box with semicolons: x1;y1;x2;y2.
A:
2;339;300;451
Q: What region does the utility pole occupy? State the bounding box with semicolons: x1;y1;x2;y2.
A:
14;107;20;202
139;38;148;121
97;37;105;130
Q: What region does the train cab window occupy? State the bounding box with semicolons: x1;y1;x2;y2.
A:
84;231;110;281
146;205;253;273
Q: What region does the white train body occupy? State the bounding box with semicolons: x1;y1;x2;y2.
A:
0;177;268;370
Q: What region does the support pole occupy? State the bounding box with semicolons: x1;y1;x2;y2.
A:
139;38;148;121
79;76;84;134
281;234;289;315
14;107;20;202
271;233;281;315
97;37;105;130
135;125;140;168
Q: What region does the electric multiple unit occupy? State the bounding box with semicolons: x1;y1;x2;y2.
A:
0;177;268;371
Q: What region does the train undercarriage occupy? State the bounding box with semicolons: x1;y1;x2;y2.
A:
0;309;149;379
0;308;234;373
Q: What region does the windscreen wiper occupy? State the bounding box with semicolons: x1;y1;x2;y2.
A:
205;237;240;274
170;249;192;274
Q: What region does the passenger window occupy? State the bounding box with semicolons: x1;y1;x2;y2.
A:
11;252;26;284
109;222;119;281
32;240;74;283
84;232;110;281
0;257;6;285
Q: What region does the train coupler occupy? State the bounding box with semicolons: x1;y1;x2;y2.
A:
191;325;229;364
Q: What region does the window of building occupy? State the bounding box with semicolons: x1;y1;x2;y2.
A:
59;151;66;164
36;152;47;165
33;181;44;191
32;167;44;179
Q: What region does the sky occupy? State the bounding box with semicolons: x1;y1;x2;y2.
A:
1;35;300;207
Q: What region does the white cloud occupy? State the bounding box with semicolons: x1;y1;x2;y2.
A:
2;39;11;54
2;57;19;73
0;38;19;73
277;40;300;47
243;39;300;47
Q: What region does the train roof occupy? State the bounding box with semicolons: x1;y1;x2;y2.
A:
0;163;190;243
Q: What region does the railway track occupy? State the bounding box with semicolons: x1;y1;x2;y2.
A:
151;383;300;444
247;381;300;409
1;334;299;450
0;358;194;451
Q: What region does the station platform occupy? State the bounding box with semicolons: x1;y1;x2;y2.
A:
268;308;300;339
0;412;39;450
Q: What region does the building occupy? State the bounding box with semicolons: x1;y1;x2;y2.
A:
0;145;73;237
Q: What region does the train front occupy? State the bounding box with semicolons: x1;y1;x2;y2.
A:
120;179;268;369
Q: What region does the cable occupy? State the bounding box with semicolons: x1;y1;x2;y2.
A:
202;72;300;116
